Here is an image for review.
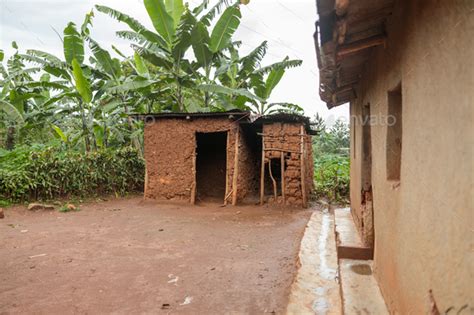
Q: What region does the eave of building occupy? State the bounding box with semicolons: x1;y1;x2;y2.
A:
314;0;394;109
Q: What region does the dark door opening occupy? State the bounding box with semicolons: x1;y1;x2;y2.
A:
196;132;227;202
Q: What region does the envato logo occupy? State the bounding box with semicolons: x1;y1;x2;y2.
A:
324;114;398;128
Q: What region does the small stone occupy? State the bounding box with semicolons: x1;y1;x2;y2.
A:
28;203;42;211
28;203;55;211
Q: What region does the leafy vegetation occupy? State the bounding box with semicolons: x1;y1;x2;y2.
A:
312;115;350;203
0;0;307;203
0;145;144;202
0;0;303;152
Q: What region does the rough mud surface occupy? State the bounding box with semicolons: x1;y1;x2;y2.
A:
0;197;312;314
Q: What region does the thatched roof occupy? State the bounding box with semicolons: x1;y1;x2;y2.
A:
315;0;394;108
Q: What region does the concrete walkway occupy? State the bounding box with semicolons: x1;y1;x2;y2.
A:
286;207;389;314
286;209;342;314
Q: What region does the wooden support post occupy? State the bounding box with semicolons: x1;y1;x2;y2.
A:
191;152;197;204
224;131;230;205
300;126;307;208
144;164;148;198
281;153;285;204
260;137;265;205
231;128;240;206
268;159;277;200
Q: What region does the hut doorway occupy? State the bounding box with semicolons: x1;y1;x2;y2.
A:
195;132;227;202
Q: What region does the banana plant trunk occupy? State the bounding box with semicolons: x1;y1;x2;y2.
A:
5;126;15;150
79;101;91;152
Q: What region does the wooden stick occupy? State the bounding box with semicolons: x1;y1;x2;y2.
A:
224;189;233;205
300;126;307;208
144;164;148;198
263;148;301;154
268;159;277;200
260;137;265;205
257;132;305;137
231;128;240;206
224;131;230;205
336;35;386;61
281;153;285;204
191;152;197;205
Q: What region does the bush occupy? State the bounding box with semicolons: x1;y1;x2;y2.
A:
311;116;350;203
313;154;350;203
0;145;144;202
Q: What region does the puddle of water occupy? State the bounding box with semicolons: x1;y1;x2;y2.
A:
318;212;336;280
350;263;372;275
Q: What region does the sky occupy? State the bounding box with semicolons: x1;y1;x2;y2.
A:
0;0;349;124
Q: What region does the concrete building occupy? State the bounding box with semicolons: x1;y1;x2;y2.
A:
137;112;315;207
315;0;472;313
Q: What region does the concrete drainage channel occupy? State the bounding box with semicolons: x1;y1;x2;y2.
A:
286;207;388;314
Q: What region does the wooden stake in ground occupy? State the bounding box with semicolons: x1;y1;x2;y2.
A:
224;131;230;205
232;128;240;206
260;136;266;205
300;126;307;208
191;151;197;205
144;164;149;198
268;159;278;200
281;153;286;204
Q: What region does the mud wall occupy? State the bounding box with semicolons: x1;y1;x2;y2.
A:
350;103;374;247
263;123;312;207
144;118;239;202
350;1;472;313
237;128;260;200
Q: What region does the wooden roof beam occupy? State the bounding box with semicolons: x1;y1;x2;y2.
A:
336;35;386;61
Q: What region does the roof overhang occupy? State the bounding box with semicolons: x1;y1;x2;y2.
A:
315;0;394;108
131;111;318;135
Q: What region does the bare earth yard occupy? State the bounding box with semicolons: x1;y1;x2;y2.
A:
0;197;312;314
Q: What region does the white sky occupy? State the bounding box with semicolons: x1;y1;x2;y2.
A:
0;0;349;122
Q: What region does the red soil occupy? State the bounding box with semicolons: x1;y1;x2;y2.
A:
0;197;311;314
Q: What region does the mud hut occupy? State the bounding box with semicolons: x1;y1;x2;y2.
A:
136;111;315;207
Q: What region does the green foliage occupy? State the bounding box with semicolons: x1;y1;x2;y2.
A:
0;1;305;204
313;115;350;203
0;145;144;202
209;5;241;52
59;204;80;212
313;154;349;203
71;58;92;103
63;22;85;64
144;0;176;46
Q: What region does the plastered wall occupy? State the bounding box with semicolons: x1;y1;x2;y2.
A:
350;1;472;313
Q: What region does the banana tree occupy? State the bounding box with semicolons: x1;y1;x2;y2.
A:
197;39;304;115
0;43;57;149
96;0;244;112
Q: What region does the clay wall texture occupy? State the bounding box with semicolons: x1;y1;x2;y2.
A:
349;1;472;313
144;117;239;201
144;118;311;206
263;123;312;207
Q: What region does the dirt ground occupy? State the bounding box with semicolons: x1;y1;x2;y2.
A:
0;197;312;314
